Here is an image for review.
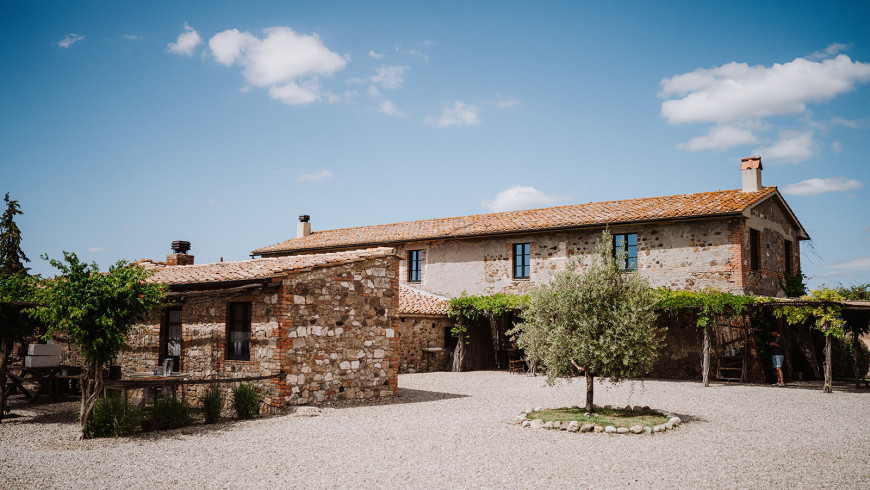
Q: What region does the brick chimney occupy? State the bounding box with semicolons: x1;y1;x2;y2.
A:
166;240;194;266
297;215;311;238
740;156;763;192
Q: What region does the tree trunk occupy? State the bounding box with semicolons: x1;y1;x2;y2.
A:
0;337;9;422
79;360;104;438
584;369;594;412
702;328;710;387
823;335;833;394
451;331;465;373
853;330;862;389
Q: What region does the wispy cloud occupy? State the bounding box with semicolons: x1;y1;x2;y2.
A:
677;125;758;151
167;22;202;56
781;176;864;196
371;65;409;89
822;255;870;272
377;100;403;117
88;246;105;252
368;50;384;59
753;130;816;164
494;95;520;109
296;170;334;182
807;43;848;61
122;34;142;40
208;26;346;105
426;101;480;128
56;33;85;49
482;186;564;212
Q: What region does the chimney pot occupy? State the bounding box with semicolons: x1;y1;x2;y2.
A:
167;240;194;266
740;156;763;192
297;215;312;238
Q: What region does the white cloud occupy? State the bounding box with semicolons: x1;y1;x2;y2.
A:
754;130;816;163
482;186;564;212
377;100;403;117
807;43;848;61
56;33;84;49
122;34;142;40
659;54;870;124
677;125;758;151
822;255;870;272
371;65;409;89
366;85;381;97
831;141;844;153
781;176;864;196
208;26;346;105
88;246;105;252
660;55;870;125
368;50;384;59
426;101;480;128
296;170;334;182
167;22;202;56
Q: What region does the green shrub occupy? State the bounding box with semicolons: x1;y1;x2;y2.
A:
144;396;193;431
201;388;224;424
232;383;263;420
84;396;142;439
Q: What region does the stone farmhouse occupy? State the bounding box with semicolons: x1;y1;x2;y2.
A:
253;157;808;300
248;157;810;375
123;247;401;409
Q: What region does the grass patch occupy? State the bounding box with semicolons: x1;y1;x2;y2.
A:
527;407;668;428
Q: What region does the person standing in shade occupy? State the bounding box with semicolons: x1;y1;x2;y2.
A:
769;329;786;387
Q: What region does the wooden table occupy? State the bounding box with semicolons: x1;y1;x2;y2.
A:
102;373;285;405
5;366;65;403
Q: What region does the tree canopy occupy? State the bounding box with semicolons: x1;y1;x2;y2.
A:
31;253;166;436
0;193;30;277
510;230;662;411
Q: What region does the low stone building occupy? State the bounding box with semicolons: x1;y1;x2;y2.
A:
122;247;401;409
396;285;452;373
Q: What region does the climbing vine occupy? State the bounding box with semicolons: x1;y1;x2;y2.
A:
446;292;529;336
654;288;760;328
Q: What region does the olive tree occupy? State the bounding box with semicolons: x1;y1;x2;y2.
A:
510;230;662;412
31;253;166;437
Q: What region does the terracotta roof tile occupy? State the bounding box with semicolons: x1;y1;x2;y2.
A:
143;247;397;285
253;187;778;255
398;285;449;315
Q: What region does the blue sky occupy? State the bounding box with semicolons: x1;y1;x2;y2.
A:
3;1;870;289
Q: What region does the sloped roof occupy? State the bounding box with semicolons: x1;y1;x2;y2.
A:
253;187;783;255
398;285;449;315
141;247;397;286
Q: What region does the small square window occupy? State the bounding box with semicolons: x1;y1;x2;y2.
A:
227;302;251;361
513;243;530;279
408;250;422;283
613;233;638;271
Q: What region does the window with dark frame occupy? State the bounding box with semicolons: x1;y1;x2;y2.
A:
227;302;252;361
749;229;760;271
408;250;422;283
784;240;793;275
161;307;182;371
513;243;530;279
613;233;638;271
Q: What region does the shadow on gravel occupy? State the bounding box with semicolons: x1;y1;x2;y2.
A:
323;387;469;410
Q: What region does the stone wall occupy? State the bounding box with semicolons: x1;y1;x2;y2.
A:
394;219;746;298
395;315;453;373
743;197;802;297
120;254;400;411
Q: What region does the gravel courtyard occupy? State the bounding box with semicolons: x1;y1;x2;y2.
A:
2;371;868;488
